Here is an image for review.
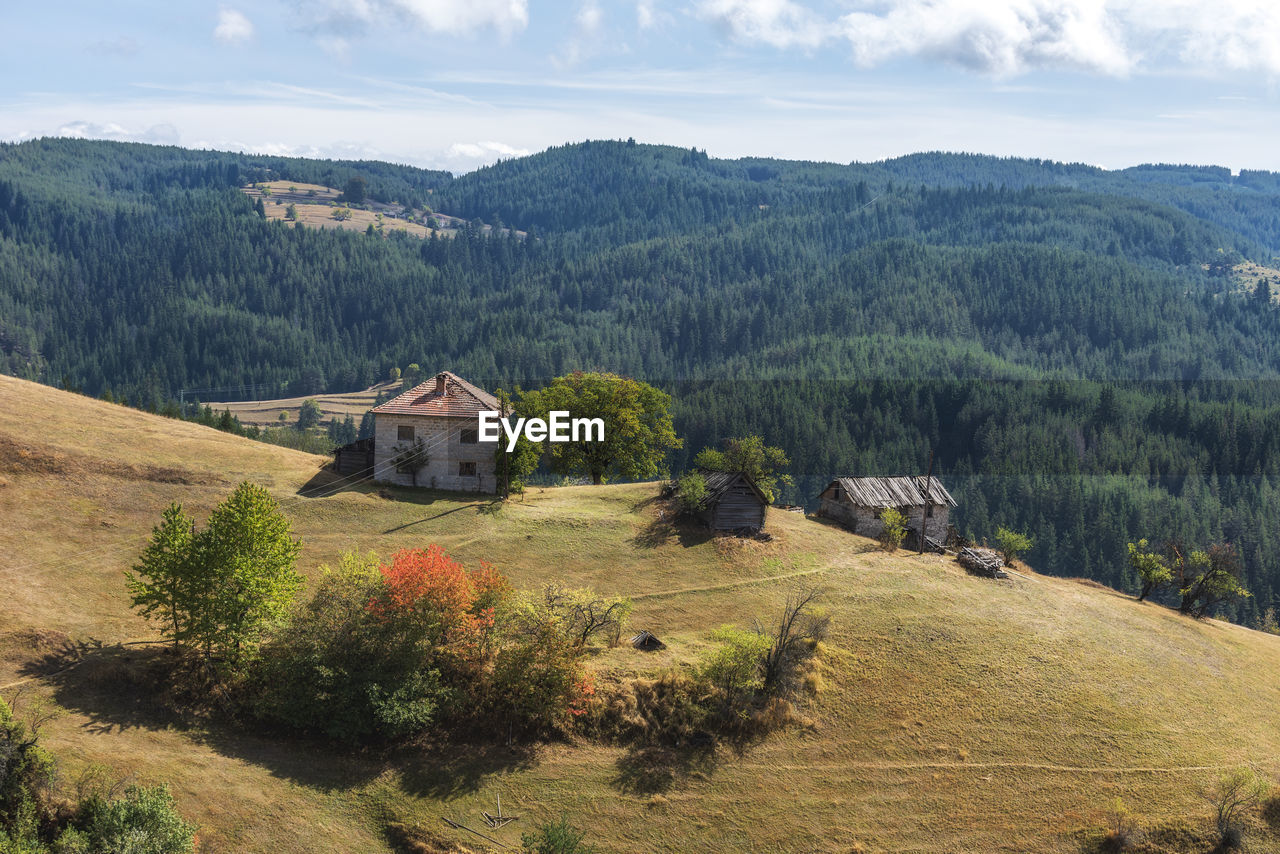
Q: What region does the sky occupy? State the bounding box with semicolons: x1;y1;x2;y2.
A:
3;0;1280;174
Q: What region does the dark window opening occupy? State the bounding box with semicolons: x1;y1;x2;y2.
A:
459;461;477;476
460;428;478;444
397;425;415;441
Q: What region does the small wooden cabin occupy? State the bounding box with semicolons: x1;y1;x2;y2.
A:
818;476;955;542
333;436;374;476
695;471;769;532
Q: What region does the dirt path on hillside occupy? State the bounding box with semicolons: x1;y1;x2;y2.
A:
755;760;1259;774
629;564;835;600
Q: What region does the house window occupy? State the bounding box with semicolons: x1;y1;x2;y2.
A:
459;428;478;444
459;461;477;476
397;425;415;442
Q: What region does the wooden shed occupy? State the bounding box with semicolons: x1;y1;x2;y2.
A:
333;436;375;477
818;476;955;542
693;471;769;532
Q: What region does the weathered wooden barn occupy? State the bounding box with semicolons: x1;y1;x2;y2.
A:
368;371;500;492
332;436;374;476
692;471;769;532
817;476;955;542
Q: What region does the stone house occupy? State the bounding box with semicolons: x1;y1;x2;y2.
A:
370;371;499;493
817;476;955;542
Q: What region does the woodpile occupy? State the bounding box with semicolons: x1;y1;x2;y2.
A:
958;547;1008;579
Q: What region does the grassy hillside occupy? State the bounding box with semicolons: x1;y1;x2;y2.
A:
4;374;1280;853
241;181;478;240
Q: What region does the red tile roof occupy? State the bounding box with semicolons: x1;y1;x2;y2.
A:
371;371;500;419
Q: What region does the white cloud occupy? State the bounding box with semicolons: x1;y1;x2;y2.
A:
448;140;530;160
57;120;180;145
295;0;528;38
698;0;1280;77
838;1;1132;76
578;0;604;33
555;0;617;68
214;8;254;45
316;35;351;61
637;0;656;29
697;0;826;49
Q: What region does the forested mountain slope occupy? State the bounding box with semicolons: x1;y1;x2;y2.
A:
3;137;1280;621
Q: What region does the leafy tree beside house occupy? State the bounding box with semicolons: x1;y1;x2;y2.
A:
518;371;681;485
693;435;792;503
493;387;541;496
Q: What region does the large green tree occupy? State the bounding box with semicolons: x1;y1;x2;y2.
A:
693;435;792;503
128;482;302;663
126;503;197;652
519;372;681;485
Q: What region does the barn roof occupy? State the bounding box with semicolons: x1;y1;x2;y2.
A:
371;371;499;419
701;470;769;506
829;476;956;508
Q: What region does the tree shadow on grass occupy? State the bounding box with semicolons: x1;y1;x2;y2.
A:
295;466;372;497
611;741;719;795
21;642;383;792
382;501;496;533
392;739;540;800
629;494;664;513
631;515;714;550
22;642;541;797
18;639;185;736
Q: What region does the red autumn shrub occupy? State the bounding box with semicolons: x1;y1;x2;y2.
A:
374;545;508;652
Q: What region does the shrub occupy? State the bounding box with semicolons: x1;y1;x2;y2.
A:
0;699;57;849
995;526;1034;566
77;785;196;854
675;471;708;514
1100;796;1140;852
879;508;907;551
533;584;633;648
256;547;509;742
1211;766;1270;846
521;816;596;854
589;673;710;746
490;621;590;736
698;626;769;708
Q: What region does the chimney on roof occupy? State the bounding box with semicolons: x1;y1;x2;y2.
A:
435;373;447;394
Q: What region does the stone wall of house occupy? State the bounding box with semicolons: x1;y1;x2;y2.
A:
821;498;949;541
372;414;497;493
908;505;950;542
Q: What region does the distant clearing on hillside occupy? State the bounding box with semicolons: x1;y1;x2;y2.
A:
216;380;397;428
1231;260;1280;303
240;181;524;240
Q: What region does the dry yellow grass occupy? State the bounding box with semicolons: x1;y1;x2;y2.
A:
217;381;398;428
4;374;1280;852
1230;260;1280;303
241;181;460;239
